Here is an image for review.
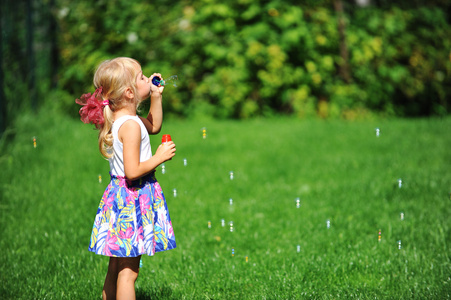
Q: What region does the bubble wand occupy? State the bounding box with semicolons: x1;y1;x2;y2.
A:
152;75;178;87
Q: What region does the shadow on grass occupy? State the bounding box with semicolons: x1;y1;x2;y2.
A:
137;285;175;300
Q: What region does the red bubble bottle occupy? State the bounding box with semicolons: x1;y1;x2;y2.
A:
162;134;172;143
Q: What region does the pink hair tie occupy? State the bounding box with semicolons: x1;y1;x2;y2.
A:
102;99;109;106
75;86;106;129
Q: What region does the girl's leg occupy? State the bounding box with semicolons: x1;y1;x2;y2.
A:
103;257;118;300
116;256;141;300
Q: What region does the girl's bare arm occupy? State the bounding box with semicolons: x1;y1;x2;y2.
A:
140;74;164;134
120;120;175;180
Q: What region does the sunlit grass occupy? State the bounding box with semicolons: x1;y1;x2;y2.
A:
1;110;450;299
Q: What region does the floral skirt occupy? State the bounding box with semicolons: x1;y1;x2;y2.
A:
89;172;176;257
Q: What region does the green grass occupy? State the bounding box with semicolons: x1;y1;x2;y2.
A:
1;110;450;299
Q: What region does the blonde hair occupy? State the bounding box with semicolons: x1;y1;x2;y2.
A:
93;57;141;158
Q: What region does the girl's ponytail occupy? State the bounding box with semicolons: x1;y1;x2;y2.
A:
98;104;114;159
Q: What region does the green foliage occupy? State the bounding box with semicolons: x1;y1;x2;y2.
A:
1;109;450;298
4;1;447;124
1;2;450;130
53;1;450;119
350;7;451;116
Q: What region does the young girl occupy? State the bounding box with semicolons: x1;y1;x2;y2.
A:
76;57;177;300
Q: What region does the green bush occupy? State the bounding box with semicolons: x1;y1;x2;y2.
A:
53;1;450;119
350;7;451;116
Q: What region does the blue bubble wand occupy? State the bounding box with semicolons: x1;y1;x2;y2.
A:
152;75;178;87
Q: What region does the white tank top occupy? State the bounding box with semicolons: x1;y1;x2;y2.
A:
109;115;152;177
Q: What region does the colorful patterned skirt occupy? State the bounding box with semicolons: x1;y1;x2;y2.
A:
89;172;176;257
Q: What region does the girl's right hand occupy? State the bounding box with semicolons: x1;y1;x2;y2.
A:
150;73;165;96
155;141;176;163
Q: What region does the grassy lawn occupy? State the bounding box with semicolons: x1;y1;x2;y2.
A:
1;110;450;299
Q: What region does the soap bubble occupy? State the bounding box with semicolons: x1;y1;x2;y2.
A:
295;197;301;208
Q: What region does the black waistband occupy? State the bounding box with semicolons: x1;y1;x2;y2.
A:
110;171;157;187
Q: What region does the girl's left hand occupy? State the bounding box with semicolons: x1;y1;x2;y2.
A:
150;73;165;96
